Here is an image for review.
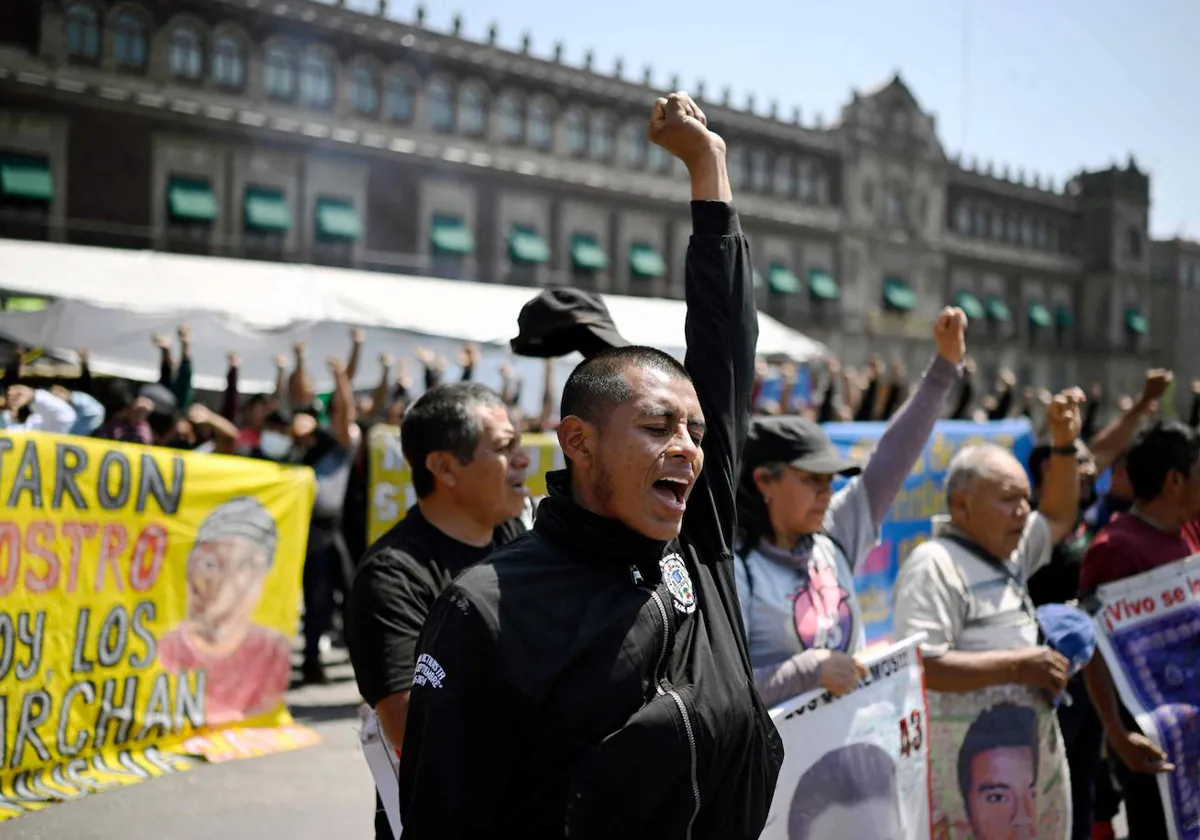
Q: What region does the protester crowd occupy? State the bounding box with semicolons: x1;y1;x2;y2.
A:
3;92;1200;840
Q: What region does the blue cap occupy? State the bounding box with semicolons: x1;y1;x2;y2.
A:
1037;603;1096;705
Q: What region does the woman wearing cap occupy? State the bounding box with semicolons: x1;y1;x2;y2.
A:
735;307;967;706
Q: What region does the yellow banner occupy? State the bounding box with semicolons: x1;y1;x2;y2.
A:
366;425;563;543
0;431;317;820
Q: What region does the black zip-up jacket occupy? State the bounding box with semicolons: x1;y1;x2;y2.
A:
398;201;785;839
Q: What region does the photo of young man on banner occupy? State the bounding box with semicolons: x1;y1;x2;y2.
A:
761;633;931;840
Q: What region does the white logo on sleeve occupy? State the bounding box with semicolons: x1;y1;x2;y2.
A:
413;654;446;688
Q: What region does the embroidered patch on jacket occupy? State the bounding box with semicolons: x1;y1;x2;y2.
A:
660;552;697;615
413;653;446;688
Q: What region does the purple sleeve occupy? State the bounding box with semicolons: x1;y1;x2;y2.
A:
753;650;825;706
862;355;960;527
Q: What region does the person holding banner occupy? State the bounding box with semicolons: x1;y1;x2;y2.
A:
892;387;1086;840
396;92;783;839
1080;420;1200;839
733;307;965;705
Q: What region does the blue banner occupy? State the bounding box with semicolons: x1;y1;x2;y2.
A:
824;418;1036;644
757;367;813;409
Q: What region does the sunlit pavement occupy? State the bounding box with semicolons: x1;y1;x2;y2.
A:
4;650;375;840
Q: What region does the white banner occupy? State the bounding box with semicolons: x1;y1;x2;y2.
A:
1092;552;1200;840
761;634;931;840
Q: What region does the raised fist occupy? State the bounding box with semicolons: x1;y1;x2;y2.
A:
933;306;967;365
1140;368;1173;405
1048;387;1086;446
647;91;725;166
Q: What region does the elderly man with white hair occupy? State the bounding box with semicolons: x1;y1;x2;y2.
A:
894;387;1086;838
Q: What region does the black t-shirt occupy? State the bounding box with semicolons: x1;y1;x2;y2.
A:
346;505;525;706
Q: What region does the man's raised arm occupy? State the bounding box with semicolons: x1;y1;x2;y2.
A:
648;91;758;554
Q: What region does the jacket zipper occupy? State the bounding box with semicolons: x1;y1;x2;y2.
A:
646;588;701;840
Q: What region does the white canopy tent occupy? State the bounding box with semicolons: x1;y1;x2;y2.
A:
0;238;827;360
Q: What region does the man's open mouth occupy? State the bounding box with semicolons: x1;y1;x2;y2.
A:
652;477;689;511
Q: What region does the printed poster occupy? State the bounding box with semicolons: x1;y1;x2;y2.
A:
0;431;318;821
1092;552;1200;840
366;423;562;544
926;684;1070;840
824;418;1035;645
761;634;931;840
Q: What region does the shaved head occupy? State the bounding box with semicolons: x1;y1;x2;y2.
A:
560;346;692;429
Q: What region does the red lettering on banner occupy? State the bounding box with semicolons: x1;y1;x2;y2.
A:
129;524;167;592
899;709;924;758
23;520;60;592
0;521;169;595
0;521;18;595
62;521;98;593
95;523;129;592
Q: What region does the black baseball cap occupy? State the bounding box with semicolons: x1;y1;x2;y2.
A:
510;287;629;360
743;415;861;476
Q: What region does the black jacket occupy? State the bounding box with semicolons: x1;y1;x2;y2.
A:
398;201;784;839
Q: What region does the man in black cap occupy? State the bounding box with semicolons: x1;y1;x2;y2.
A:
510;287;629;360
397;91;782;839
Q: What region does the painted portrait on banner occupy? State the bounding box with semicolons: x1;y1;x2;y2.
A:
927;685;1070;840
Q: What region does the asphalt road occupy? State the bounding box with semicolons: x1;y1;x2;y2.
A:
3;651;375;840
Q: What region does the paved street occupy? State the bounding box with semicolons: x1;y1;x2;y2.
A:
4;650;375;840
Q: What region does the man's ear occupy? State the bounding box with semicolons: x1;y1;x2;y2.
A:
425;451;458;489
751;466;776;495
557;415;596;465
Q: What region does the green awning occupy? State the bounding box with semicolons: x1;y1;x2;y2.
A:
430;216;475;255
984;296;1011;323
0;156;53;201
244;188;291;232
808;269;839;301
1055;305;1074;329
767;265;802;295
882;277;916;311
315;198;362;241
2;296;49;312
509;226;549;264
1027;301;1053;329
954;291;985;321
168;178;217;222
629;244;666;279
1124;308;1148;335
571;235;608;271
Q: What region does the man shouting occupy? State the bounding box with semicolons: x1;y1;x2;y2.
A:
397;92;783;839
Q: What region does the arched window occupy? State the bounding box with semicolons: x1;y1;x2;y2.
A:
212;35;245;89
589;112;614;160
65;3;100;60
169;25;203;80
428;78;454;132
383;70;414;124
112;10;147;69
300;52;334;109
563;108;586;156
527;99;552;150
351;64;378;115
622;122;646;168
263;45;296;99
497;92;523;144
458;84;485;136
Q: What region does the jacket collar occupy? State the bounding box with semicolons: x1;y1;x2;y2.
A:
534;469;672;581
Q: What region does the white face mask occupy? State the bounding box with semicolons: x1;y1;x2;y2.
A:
259;430;292;461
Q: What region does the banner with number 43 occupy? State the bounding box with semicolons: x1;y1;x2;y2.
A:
760;634;931;840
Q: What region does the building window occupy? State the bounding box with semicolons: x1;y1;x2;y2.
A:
65;3;100;61
1020;217;1034;247
427;78;454;132
589;112;615;160
300;53;334;109
264;45;296;100
1048;226;1060;252
384;71;414;124
564;108;587;156
351;64;378;115
773;156;792;197
212;35;245;88
458;84;486;136
727;147;747;191
813;169;829;205
1034;219;1048;250
990;211;1004;240
1005;215;1019;243
169;26;203;81
112;10;147;69
622;122;647;168
528;99;552;150
974;207;988;238
955;201;972;234
497;92;523;144
1127;226;1142;259
885;187;904;225
749;150;768;192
